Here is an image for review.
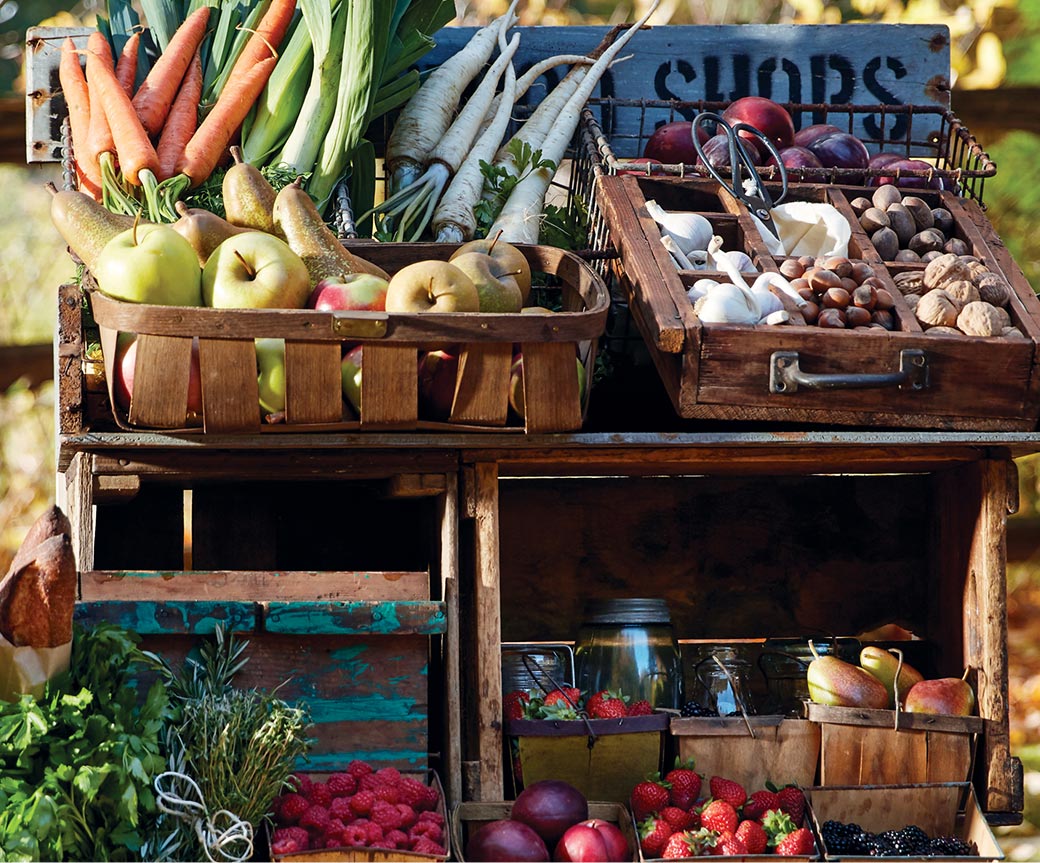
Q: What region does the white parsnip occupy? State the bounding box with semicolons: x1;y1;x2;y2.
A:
489;0;661;244
384;0;518;195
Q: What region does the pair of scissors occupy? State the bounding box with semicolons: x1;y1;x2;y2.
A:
691;112;789;239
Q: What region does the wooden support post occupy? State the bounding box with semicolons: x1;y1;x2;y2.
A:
62;451;94;572
440;472;463;806
472;461;504;800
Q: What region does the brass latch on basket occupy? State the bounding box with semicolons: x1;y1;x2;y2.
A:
330;313;389;338
769;349;929;394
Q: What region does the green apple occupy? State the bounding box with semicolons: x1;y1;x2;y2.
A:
94;222;202;306
451;235;532;302
384;260;479;313
448;252;523;313
341;344;364;414
203;231;311;309
255;338;286;415
508;353;587;420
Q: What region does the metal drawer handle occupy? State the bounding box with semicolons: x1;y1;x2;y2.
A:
769;349;929;394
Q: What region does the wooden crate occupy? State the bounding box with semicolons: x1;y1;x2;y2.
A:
450;800;639;862
75;570;445;772
504;713;669;804
805;783;1004;860
806;703;982;787
269;770;449;862
80;243;607;435
594;171;1040;429
669;716;820;792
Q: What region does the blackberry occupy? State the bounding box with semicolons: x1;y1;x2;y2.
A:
895;825;931;856
821;820;864;855
928;835;975;856
679;701;719;717
858;831;896;856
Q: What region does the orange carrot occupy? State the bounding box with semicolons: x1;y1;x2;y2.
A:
58;37;102;195
84;33;116;177
156;49;202;181
225;0;295;85
132;6;210;138
87;31;159;185
115;32;141;97
176;56;277;185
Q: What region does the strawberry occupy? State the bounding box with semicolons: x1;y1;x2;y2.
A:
543;687;582;709
275;792;310;825
588;697;628;719
699;800;738;835
299;804;331;833
350;790;376;817
412;836;444;854
762;809;799;847
742;788;780;822
585;688;627;716
661;805;696;832
711;829;748;856
631;775;671;820
774;785;806;827
775;827;814;856
736;819;768;854
664;759;702;809
504;689;531;721
327;772;357;798
638;815;674;858
662;830;699;859
628;699;655;716
708;776;747;808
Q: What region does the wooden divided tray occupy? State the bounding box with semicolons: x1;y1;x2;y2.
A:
85;243;608;435
596;172;1040;429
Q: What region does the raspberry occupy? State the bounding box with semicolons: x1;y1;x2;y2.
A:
412;836;444;855
410;821;444;845
371;799;403;830
418;810;445;826
415;782;441;812
350;790;376;816
290;773;314;797
374;783;401;805
346;760;375;779
342;823;367;846
360;773;384;792
271;837;305;856
273;826;310;849
275;793;310;825
307;783;333;808
398;777;427;807
384;828;410;849
327;772;357;798
376;767;402;785
396;803;418;829
329;796;353;820
299;804;331;833
324;818;346;846
325;837;344;849
363;821;385;845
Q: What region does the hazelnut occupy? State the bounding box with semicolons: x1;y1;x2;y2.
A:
871;309;895;330
797;255;817;269
817;308;846;328
943;279;981;312
872;184;903;210
852;285;878;310
822;256;853;279
916;289;959;328
822;286;851;309
957;301;1005;337
908;229;946;256
801;301;820;324
860;207;890;234
875;288;895;311
796;286;814;302
849;261;875;284
841;277;859;293
845;306;872;327
901;196;934;231
871;227;899;261
807;268;843;294
779;258;806;279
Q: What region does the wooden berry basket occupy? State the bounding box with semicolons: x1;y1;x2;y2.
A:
86;243;608;435
594;172;1040;429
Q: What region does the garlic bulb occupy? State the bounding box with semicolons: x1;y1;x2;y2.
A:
750;281;784;317
694;281;760;324
645;199;713;256
721;250;757;274
687;278;719;303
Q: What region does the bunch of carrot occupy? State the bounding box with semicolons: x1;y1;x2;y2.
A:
59;0;295;222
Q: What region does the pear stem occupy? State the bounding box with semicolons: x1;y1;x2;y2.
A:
233;249;256;279
230;145;244;165
807;641;821;661
962;665;972;682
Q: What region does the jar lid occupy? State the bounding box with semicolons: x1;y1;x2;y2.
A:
581;598;673;625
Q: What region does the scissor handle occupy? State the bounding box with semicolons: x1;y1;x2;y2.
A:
691;112;789;210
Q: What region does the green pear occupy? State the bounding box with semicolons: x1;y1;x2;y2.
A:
859;646;924;707
807;643;889;709
255;338;286;415
904;673;976;716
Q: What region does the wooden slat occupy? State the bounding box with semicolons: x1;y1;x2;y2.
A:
265;600;446;635
520;341;583;433
80;570;432;601
360;343;418;427
440;472;463;806
285;341;342;424
57;283;85;435
198;338;260;432
75;600;258;633
451;342;511;426
806;702;984;734
129;334;193;429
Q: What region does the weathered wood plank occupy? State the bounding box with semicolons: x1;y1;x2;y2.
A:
265;600;446;635
452;343;511;426
439;473;463;806
285;341;342;425
75;600;258;633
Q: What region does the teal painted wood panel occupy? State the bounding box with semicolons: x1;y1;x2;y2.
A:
74;600;258;633
265;600;446;635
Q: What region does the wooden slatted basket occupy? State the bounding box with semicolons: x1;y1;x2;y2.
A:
593;171;1040;429
86;243;608;435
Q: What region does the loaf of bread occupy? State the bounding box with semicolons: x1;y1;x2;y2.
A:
0;508;77;648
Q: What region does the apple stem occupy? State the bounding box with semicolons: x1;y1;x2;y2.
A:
131;210;141;246
488;229;504;254
233;249;256;279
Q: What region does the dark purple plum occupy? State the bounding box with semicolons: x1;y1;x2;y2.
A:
779;145;824;171
793;123;843;149
643;120;710;164
722;96;796;148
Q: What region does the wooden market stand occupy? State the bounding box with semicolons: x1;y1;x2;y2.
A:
30;17;1037;837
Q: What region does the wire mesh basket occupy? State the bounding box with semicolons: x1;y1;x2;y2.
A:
580;97;996;204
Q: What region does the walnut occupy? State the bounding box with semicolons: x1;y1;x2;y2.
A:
957;301;1005;337
1002;326;1026;339
923;253;972;290
976;272;1012;307
893;270;926;296
928;326;963;336
916;289;959;328
964;259;990;282
942;279;980;312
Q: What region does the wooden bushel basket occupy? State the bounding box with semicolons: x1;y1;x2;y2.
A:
806;702;983;787
669;715;821;792
88;244;608;435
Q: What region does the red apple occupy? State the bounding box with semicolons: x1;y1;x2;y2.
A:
873;157;948;190
793;123;842;149
806;131;870;170
554;824;608;862
722;95;795;148
778;145;824;170
580;820;629;862
340;344;364;415
642;120;708;164
113;333;203;421
307;272;389;311
696;132;764;172
418;348;460;421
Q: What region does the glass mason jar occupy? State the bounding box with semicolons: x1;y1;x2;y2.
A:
693;646;756;716
574;598;683;709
